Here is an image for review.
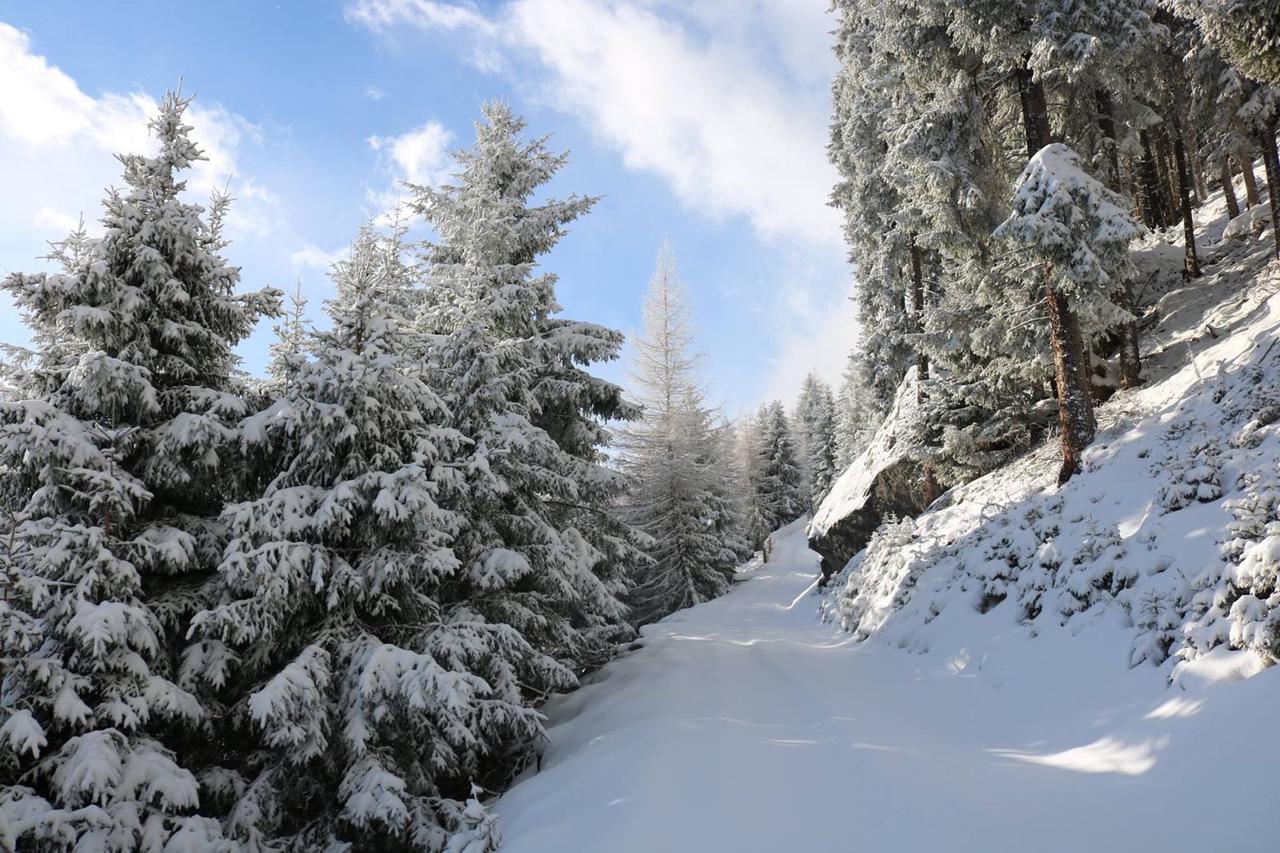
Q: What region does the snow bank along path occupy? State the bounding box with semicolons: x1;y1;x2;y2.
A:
495;521;1280;852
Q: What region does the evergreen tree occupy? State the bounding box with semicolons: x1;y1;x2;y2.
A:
409;103;633;679
191;227;550;850
794;374;838;509
834;353;882;471
994;143;1141;482
263;278;309;395
1169;0;1280;88
735;411;773;549
752;401;805;533
618;245;739;625
0;91;279;849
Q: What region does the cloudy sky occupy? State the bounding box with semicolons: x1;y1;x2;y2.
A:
0;0;855;412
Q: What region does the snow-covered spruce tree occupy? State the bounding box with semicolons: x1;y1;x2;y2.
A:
833;353;882;471
994;143;1141;483
752;401;805;533
617;245;739;625
1168;0;1280;89
828;6;915;414
409;102;633;678
0;91;279;850
190;226;552;850
794;374;837;510
262;279;309;396
735;411;773;549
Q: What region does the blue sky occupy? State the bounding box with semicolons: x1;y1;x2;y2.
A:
0;0;856;413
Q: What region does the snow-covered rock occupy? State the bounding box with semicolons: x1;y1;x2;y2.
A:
808;376;935;579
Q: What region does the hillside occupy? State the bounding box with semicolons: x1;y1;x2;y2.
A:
817;171;1280;678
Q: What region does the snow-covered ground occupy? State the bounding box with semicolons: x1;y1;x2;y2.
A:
494;521;1280;852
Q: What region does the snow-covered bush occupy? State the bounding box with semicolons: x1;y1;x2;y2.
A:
1182;470;1280;661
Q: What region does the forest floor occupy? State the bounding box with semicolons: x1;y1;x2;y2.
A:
494;520;1280;853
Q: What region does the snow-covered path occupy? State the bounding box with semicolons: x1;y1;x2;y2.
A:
495;522;1280;853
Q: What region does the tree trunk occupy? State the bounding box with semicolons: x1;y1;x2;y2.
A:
1016;64;1052;159
1044;279;1096;484
1259;115;1280;259
1017;61;1093;485
1187;123;1209;204
1138;130;1167;229
1095;90;1121;191
1241;152;1261;208
908;233;928;399
1155;130;1181;226
1171;114;1201;278
1115;284;1142;390
1130;170;1150;226
1192;156;1210;205
1221;160;1241;220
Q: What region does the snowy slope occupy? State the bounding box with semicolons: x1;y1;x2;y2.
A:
494;522;1280;852
820;180;1280;678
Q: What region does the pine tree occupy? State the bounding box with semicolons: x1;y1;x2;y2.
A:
994;143;1141;482
752;401;805;533
190;226;549;850
618;245;739;625
263;278;309;395
0;90;279;850
735;411;773;549
794;374;838;509
1169;0;1280;88
834;353;882;471
409;102;633;679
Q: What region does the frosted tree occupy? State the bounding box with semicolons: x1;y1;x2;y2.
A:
0;91;279;850
995;143;1141;483
752;402;805;532
263;278;309;394
189;227;551;850
735;411;773;549
617;244;739;625
834;353;883;470
1169;0;1280;88
409;102;633;677
794;374;837;509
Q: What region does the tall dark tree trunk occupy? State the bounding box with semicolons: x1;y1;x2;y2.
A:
1171;114;1201;278
1139;131;1168;229
1045;279;1096;483
1240;152;1261;208
1259;115;1280;259
908;233;929;399
1016;64;1052;159
1192;156;1210;205
1095;90;1121;191
1115;284;1142;390
1221;160;1242;220
1162;128;1177;222
1017;61;1094;484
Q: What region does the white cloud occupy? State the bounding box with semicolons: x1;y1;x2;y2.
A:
365;120;454;222
762;290;859;409
32;206;79;234
345;0;841;246
343;0;495;35
0;23;278;245
367;121;453;186
290;242;347;271
364;85;387;100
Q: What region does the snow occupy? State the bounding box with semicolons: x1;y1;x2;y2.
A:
494;521;1280;852
808;376;924;539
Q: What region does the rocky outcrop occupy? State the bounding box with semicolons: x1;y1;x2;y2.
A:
808;378;937;581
